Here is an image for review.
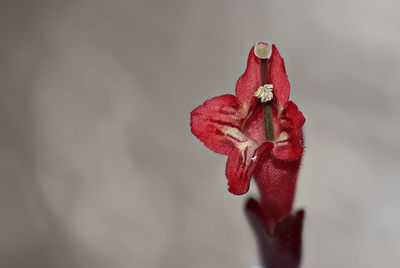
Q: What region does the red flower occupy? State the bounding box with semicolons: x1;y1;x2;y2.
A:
190;43;305;229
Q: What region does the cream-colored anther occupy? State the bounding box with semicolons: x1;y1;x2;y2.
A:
254;84;273;102
276;131;289;142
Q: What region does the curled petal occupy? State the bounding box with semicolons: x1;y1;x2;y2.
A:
273;101;305;160
191;95;244;155
270;45;290;112
279;101;305;130
235;46;261;114
225;134;260;195
273;130;304;161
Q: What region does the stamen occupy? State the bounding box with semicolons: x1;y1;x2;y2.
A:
263;105;275;141
255;41;274;142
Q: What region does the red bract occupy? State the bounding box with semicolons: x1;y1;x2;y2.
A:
246;198;304;268
190;44;305;229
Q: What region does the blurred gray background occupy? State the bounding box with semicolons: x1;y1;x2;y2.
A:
1;0;400;267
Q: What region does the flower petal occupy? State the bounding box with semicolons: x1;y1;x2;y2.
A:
225;136;259;195
270;45;290;112
272;101;305;160
190;94;245;155
272;130;304;161
235;46;261;113
279;101;305;130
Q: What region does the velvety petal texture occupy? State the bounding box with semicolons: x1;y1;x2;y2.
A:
191;94;244;155
270;45;290;112
235;46;261;113
273;101;305;160
253;144;302;229
225;137;258;194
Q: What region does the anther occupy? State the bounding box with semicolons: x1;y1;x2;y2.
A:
254;84;274;102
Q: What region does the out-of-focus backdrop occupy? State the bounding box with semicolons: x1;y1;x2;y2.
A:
1;0;399;267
